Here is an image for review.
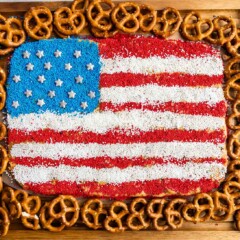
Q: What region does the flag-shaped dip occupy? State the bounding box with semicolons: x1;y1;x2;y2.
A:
6;35;227;198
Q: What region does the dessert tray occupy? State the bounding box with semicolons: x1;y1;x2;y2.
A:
0;0;239;239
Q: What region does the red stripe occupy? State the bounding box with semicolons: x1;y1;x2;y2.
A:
11;156;226;169
96;34;220;59
23;179;220;199
99;101;227;117
8;128;225;144
100;73;223;87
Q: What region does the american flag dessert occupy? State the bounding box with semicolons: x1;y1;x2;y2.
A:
6;35;227;198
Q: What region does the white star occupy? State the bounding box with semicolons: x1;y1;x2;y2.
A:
37;99;45;107
55;79;63;87
60;100;67;108
54;50;62;58
68;90;76;99
44;62;52;70
38;75;46;83
24;89;32;98
36;50;44;59
86;63;94;70
12;101;20;108
80;102;88;109
75;75;83;84
22;51;30;59
48;90;56;98
65;63;72;71
88;91;95;99
73;50;81;58
13;75;21;83
26;63;34;71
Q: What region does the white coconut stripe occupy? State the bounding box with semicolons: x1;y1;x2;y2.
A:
7;110;225;133
101;56;223;76
12;162;226;184
11;142;225;159
100;86;224;105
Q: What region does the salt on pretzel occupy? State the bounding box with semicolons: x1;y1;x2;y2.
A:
181;11;213;41
164;198;186;229
48;195;79;227
228;160;240;172
0;145;8;175
71;0;89;13
182;193;214;223
0;67;6;85
126;198;150;230
54;7;86;36
81;199;107;230
104;201;129;232
152;7;182;38
21;212;41;230
224;57;240;79
225;73;240;101
223;181;240;210
0;14;26;47
24;6;53;40
210;191;233;221
227;130;240;160
146;198;169;231
226;28;240;58
138;4;157;32
227;99;240;130
40;202;66;232
206;15;237;45
87;0;114;31
111;2;140;33
0;207;10;237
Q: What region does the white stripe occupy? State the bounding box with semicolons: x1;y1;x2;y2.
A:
12;162;226;184
7;110;225;133
101;56;223;76
11;142;225;159
100;86;224;105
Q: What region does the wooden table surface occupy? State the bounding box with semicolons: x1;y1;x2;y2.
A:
0;0;240;239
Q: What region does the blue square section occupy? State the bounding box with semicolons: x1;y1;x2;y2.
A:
6;38;101;117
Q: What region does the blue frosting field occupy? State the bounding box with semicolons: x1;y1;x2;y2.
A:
6;38;101;117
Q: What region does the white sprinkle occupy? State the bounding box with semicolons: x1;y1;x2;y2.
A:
65;63;72;71
26;63;34;71
75;75;83;84
13;75;21;83
44;62;52;70
37;99;45;107
38;75;46;83
36;50;44;59
88;91;95;99
22;51;30;59
55;79;63;87
48;90;56;98
12;101;20;109
68;90;76;99
24;90;32;98
60;100;67;108
73;50;81;58
54;50;62;58
81;102;88;109
86;63;94;70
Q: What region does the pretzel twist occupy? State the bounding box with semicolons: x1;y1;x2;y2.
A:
48;195;80;227
226;28;240;58
87;0;114;31
223;181;240;210
24;6;53;40
152;7;182;38
227;99;240;130
40;202;66;232
211;191;233;221
234;210;240;230
226;171;240;183
111;2;140;33
225;73;240;101
21;212;41;230
71;0;89;13
138;4;157;32
181;11;213;41
182;193;214;223
54;7;86;36
0;14;26;47
146;198;169;231
81;199;107;229
228;160;240;172
206;16;237;45
227;130;240;159
126;198;150;230
224;57;240;79
0;146;8;175
0;44;13;56
104;201;129;232
0;207;10;237
164;198;186;229
0;67;6;85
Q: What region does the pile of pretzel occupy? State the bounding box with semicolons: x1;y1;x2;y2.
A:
0;0;240;236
